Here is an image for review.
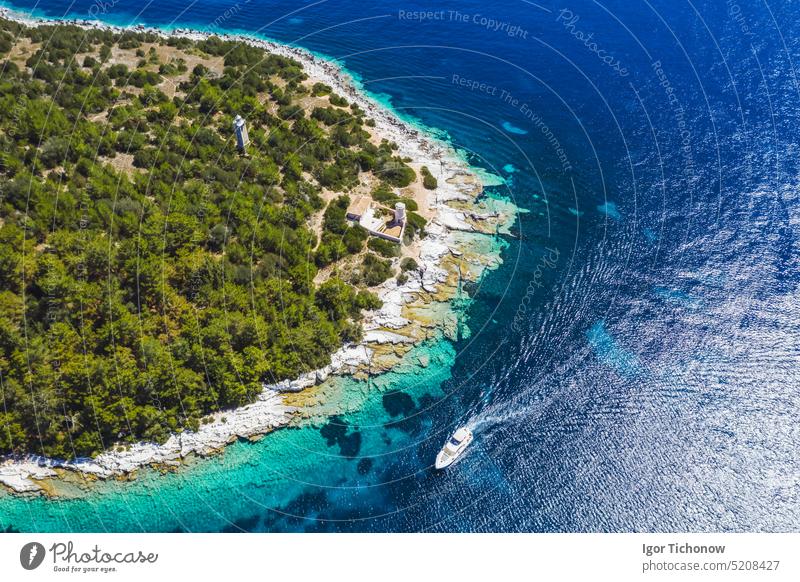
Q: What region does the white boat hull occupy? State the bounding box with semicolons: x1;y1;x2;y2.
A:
435;430;473;469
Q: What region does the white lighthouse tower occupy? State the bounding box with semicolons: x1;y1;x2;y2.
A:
233;114;249;151
394;202;406;224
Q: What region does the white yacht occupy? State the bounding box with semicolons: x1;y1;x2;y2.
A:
435;427;473;469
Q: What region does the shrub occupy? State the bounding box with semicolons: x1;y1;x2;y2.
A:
404;211;427;244
343;224;368;253
321;196;348;233
421;165;437;189
312;82;332;96
371;183;395;203
380;158;416;187
355;289;382;311
406;211;427;231
400;257;419;272
352;253;393;287
329;93;349;107
368;236;400;258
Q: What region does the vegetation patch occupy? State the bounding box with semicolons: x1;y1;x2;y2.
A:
420;165;437;189
0;20;422;458
351;253;394;287
367;237;400;258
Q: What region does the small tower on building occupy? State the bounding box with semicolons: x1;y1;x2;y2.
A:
233;114;249;151
394;202;406;224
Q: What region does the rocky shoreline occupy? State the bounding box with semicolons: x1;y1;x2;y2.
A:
0;8;516;494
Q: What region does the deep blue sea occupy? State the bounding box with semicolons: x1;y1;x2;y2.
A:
1;0;799;532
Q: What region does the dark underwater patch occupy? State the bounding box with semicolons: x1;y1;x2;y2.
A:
320;416;362;458
382;391;416;417
357;458;373;475
320;416;347;446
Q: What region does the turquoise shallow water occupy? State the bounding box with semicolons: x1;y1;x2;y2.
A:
2;339;458;532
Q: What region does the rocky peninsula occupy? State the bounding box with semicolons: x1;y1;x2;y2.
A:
0;8;516;494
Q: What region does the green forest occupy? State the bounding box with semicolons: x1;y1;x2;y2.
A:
0;19;421;458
